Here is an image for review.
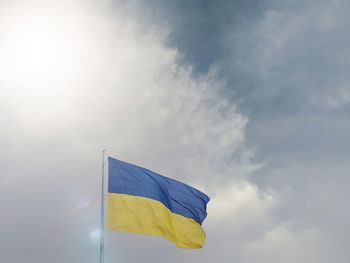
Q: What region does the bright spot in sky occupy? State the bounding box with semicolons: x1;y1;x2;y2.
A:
77;195;92;209
89;229;101;242
0;2;103;125
0;3;92;82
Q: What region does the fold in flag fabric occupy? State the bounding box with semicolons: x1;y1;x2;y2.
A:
107;157;210;249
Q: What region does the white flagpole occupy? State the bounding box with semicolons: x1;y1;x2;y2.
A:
99;149;106;263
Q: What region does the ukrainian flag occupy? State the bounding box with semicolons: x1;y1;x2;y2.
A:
107;157;210;249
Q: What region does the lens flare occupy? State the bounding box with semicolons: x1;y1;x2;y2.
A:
89;229;101;242
76;195;91;209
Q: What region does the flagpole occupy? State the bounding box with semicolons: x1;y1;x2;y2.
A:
100;149;106;263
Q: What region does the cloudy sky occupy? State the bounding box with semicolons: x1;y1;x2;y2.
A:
1;0;349;262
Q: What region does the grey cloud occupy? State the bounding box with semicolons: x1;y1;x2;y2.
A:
2;0;350;262
132;0;350;262
0;1;263;262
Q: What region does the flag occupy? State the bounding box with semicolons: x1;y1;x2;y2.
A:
107;157;210;249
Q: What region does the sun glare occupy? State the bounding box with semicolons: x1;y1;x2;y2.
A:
1;4;92;81
10;16;59;75
0;2;102;122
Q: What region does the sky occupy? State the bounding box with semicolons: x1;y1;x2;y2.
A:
0;0;349;262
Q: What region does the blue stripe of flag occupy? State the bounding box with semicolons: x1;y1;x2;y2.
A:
108;157;210;224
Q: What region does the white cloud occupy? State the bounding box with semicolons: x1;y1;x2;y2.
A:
0;1;272;262
248;225;327;263
208;181;275;225
0;0;260;186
